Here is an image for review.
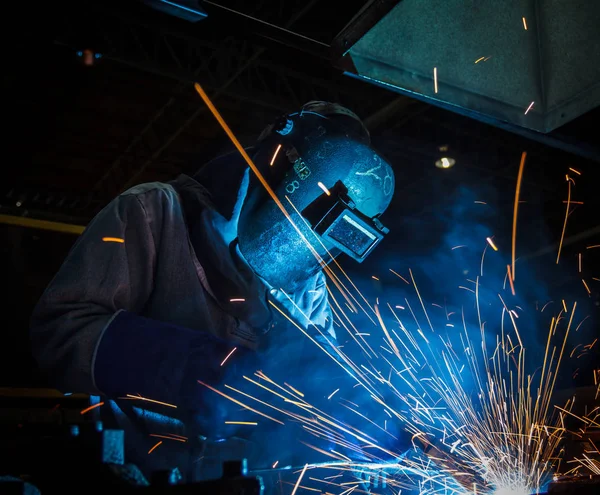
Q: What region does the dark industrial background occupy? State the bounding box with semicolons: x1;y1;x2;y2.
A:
2;0;599;392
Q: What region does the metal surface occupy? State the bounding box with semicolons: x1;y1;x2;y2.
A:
548;475;600;494
345;71;600;163
200;0;330;60
1;420;263;493
339;0;600;134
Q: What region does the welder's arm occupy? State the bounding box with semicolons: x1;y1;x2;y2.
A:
29;191;241;405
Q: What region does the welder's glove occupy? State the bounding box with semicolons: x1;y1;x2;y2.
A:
177;339;262;440
93;310;262;439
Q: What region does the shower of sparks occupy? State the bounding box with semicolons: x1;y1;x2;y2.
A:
80;402;104;415
486;237;498;251
524;102;534;115
194;80;592;495
557;177;572;264
270;144;282;166
433;67;438;93
202;277;580;494
102;237;124;243
512;151;526;281
317;181;331;196
522;17;528;30
220;347;237;367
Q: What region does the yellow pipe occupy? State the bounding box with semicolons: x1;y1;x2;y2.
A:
0;214;86;235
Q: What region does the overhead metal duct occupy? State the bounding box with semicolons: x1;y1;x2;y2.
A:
334;0;600;134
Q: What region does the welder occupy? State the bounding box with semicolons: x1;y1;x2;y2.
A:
29;101;396;481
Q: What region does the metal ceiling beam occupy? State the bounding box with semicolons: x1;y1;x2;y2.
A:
43;0;391;197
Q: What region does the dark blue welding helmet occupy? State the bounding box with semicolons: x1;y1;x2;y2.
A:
237;101;395;292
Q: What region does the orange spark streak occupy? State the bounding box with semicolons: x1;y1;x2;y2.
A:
522;17;528;30
80;402;104;415
512;151;526;280
148;440;162;454
284;383;305;397
433;67;438;93
371;276;379;281
579;253;582;273
229;298;245;302
389;269;409;284
125;394;177;409
269;144;282;166
102;237;124;243
224;421;257;425
220;347;237;367
374;305;400;358
149;434;186;442
557;178;572;264
569;167;581;175
474;56;485;64
452;245;467;250
291;464;309;495
409;268;435;332
582;279;591;295
587;245;600;250
507;265;516;296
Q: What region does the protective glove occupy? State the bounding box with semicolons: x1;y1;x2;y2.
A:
94;310;262;439
177;337;262;440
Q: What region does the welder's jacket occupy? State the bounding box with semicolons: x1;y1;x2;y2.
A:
29;152;336;480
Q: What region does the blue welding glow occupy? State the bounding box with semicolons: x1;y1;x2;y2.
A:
159;0;207;17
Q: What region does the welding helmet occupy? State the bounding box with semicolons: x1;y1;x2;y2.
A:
237;101;395;292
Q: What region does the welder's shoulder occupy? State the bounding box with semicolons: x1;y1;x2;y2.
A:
117;182;181;211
